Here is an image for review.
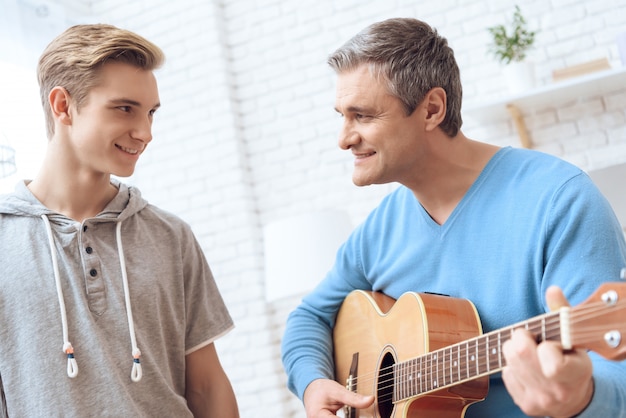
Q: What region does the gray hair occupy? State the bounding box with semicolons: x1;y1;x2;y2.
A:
328;18;462;137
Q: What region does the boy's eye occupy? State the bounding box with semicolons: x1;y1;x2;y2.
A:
118;106;131;112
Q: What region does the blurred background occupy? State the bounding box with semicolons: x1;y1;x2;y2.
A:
1;0;625;416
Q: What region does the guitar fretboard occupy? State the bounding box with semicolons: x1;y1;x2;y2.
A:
392;311;562;402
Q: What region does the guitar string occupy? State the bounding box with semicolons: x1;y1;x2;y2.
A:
348;314;559;394
371;316;562;404
355;302;609;401
359;309;604;404
342;301;616;403
348;299;608;392
353;303;614;405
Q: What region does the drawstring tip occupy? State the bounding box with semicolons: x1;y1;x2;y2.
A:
131;359;142;382
131;349;142;382
64;344;78;378
67;356;79;378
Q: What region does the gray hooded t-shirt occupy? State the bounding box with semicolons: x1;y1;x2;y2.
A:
0;180;233;417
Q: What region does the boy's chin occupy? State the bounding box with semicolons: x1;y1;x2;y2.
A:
112;167;137;179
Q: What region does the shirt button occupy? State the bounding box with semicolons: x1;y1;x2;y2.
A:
86;246;93;254
90;269;97;277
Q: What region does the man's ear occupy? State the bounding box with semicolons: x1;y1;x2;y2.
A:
48;86;73;127
423;87;447;132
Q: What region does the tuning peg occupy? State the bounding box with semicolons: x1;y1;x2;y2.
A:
621;268;626;280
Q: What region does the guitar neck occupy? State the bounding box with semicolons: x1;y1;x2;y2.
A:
393;310;563;402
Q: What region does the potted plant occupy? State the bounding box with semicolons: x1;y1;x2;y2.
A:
487;5;537;93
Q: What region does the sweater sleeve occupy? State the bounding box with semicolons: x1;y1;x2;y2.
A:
281;222;374;399
575;354;626;418
541;173;626;417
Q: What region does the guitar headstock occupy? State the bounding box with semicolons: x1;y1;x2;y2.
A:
570;282;626;361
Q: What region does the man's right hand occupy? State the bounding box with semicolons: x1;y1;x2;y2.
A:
303;378;375;417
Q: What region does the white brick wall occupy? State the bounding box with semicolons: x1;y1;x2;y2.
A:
51;0;626;416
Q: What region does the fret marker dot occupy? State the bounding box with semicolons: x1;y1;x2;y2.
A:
492;348;497;355
471;355;475;361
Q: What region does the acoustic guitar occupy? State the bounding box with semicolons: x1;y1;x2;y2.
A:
333;283;626;418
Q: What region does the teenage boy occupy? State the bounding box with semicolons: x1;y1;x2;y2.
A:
0;24;239;417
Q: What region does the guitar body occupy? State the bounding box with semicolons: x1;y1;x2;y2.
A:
334;291;489;418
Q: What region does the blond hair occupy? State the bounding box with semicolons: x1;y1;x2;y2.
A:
37;24;165;138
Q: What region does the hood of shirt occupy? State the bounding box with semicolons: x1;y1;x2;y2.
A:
0;177;148;382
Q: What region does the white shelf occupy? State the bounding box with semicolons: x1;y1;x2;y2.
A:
463;66;626;123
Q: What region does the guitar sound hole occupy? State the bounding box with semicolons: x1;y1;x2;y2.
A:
377;352;395;418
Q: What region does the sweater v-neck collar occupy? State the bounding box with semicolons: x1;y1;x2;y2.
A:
416;147;511;233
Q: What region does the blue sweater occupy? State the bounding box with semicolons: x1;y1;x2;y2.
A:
281;147;626;417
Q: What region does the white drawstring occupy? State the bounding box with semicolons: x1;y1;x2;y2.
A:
41;216;142;382
41;215;79;378
116;221;142;382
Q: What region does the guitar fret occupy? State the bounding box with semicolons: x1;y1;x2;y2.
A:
472;339;480;377
406;360;414;396
448;346;454;386
427;352;433;391
446;347;453;384
434;351;439;389
431;351;436;391
469;340;478;377
419;355;423;394
498;332;502;368
408;361;412;398
465;341;469;381
408;359;413;398
404;361;409;400
402;361;406;400
412;357;416;394
400;363;407;399
476;336;485;375
485;336;490;373
455;344;459;383
487;332;500;371
439;350;446;386
404;360;409;398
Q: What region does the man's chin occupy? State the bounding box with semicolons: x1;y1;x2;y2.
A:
352;176;373;187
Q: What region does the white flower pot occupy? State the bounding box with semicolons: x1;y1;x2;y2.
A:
502;61;536;95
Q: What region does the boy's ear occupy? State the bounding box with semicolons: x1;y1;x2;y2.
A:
423;87;447;132
48;86;72;126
